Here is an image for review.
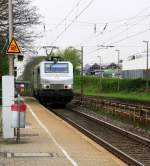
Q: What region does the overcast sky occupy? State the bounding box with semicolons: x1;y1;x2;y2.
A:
32;0;150;65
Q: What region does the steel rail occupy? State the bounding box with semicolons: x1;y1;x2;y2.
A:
49;107;150;166
72;109;150;146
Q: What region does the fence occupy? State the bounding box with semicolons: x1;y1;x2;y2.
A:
80;96;150;125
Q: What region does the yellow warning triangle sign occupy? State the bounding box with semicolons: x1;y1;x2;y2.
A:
7;37;21;54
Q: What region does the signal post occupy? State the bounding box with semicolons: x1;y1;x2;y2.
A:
2;0;21;139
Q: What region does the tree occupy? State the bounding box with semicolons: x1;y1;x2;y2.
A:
0;35;9;79
0;0;40;53
0;35;8;102
23;55;45;83
62;47;81;74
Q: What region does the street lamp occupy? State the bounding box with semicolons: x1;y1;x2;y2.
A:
96;45;115;91
143;41;149;92
97;55;102;90
115;50;120;91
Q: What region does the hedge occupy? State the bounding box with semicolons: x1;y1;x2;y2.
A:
74;76;149;93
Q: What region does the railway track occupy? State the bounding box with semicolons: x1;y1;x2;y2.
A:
50;107;150;166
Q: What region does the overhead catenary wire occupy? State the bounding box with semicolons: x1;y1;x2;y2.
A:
42;7;150;36
79;5;150;46
85;28;150;56
40;13;150;35
40;3;150;64
103;5;150;36
59;4;150;29
51;0;95;45
103;14;150;45
78;5;150;64
109;28;150;45
82;13;150;46
55;0;83;29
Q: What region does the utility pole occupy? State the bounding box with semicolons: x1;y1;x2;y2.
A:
115;50;120;91
81;46;84;102
143;41;149;92
9;0;14;75
97;56;102;90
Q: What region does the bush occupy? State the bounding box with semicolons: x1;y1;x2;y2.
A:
74;76;148;93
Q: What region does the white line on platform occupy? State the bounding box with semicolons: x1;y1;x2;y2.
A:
28;105;78;166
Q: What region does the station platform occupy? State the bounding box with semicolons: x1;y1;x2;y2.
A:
0;97;127;166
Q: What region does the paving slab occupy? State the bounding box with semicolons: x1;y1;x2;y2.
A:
0;97;127;166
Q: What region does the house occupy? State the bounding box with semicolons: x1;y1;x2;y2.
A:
84;62;121;77
85;63;104;76
122;54;150;79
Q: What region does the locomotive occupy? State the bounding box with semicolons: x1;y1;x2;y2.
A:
33;57;74;105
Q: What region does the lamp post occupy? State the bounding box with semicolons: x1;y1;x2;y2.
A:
143;41;149;92
97;55;102;90
96;45;115;90
115;50;120;91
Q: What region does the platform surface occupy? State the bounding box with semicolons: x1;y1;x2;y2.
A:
0;98;127;166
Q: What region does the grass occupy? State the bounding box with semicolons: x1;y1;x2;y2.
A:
74;83;150;102
88;91;150;102
75;89;150;102
74;76;150;102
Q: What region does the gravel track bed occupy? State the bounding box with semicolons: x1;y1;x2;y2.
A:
52;108;150;166
68;102;150;140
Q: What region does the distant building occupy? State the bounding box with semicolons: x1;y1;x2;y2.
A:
85;63;104;76
84;63;120;77
122;54;150;79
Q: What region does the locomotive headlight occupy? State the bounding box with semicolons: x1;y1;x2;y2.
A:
42;84;49;89
67;84;72;89
64;84;72;89
43;84;46;88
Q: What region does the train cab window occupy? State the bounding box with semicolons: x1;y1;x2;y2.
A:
45;63;68;73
